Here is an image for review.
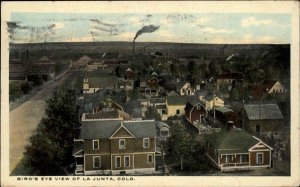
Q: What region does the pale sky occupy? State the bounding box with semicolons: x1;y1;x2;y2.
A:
8;13;291;44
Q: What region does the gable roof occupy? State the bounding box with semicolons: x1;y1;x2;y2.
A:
244;104;284;120
166;96;199;106
205;130;260;154
261;80;278;91
78;55;92;62
184;102;205;113
80;120;156;139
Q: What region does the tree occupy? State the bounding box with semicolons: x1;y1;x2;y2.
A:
20;82;30;94
167;124;193;170
231;87;240;100
24;88;79;175
144;107;161;121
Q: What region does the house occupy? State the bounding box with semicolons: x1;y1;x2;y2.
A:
178;82;195;96
166;96;199;117
261;80;286;94
9;59;27;81
147;77;160;87
72;55;92;69
83;70;118;93
185;102;207;124
214;106;239;125
216;72;244;86
200;95;224;111
249;80;287;99
86;59;108;71
73;120;157;175
27;57;56;81
125;68;134;80
242;104;284;137
216;72;244;91
205;129;273;172
156;122;170;142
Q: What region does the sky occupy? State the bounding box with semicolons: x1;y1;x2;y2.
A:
7;12;291;44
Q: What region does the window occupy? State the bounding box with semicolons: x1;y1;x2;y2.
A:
93;156;101;168
147;154;153;163
143;138;150;148
196;105;201;110
225;155;233;163
240;154;248;163
115;156;121;168
93;140;99;150
119;139;126;149
256;153;263;164
124;156;130;167
176;109;180;115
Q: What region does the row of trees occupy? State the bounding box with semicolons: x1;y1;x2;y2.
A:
23;88;79;175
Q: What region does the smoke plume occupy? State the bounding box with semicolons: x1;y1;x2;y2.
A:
133;24;160;41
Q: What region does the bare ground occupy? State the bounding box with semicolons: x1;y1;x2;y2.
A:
9;71;71;174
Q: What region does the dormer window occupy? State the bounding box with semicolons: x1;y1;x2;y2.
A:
84;78;88;83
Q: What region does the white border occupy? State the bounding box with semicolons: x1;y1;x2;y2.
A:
1;1;299;187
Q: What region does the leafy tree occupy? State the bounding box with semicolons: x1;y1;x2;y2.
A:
167;124;193;170
24;88;79;175
231;87;240;100
9;82;22;101
20;82;30;94
145;107;161;121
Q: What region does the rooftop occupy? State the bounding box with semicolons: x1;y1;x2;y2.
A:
80;120;157;139
244;104;284;120
205;129;260;154
166;95;199;106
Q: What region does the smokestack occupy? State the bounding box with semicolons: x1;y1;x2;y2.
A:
133;40;135;55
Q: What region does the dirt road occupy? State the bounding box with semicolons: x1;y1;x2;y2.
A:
9;71;71;173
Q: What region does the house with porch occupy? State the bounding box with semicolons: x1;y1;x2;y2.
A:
205;129;273;172
73;119;158;175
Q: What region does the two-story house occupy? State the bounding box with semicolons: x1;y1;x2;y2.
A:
73;120;157;175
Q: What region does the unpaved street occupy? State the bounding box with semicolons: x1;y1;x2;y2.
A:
9;71;71;173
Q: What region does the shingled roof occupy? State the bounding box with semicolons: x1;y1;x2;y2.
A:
205;129;260;154
166;96;199;106
244;104;283;120
80;120;156;139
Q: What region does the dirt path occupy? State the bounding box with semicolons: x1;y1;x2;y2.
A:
9;71;71;173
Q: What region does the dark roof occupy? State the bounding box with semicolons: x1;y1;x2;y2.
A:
204;94;223;101
185;102;206;113
206;130;260;153
166;96;199;106
244;104;284;120
85;109;120;120
85;76;117;88
261;80;280;91
80;120;156;139
215;106;233;113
